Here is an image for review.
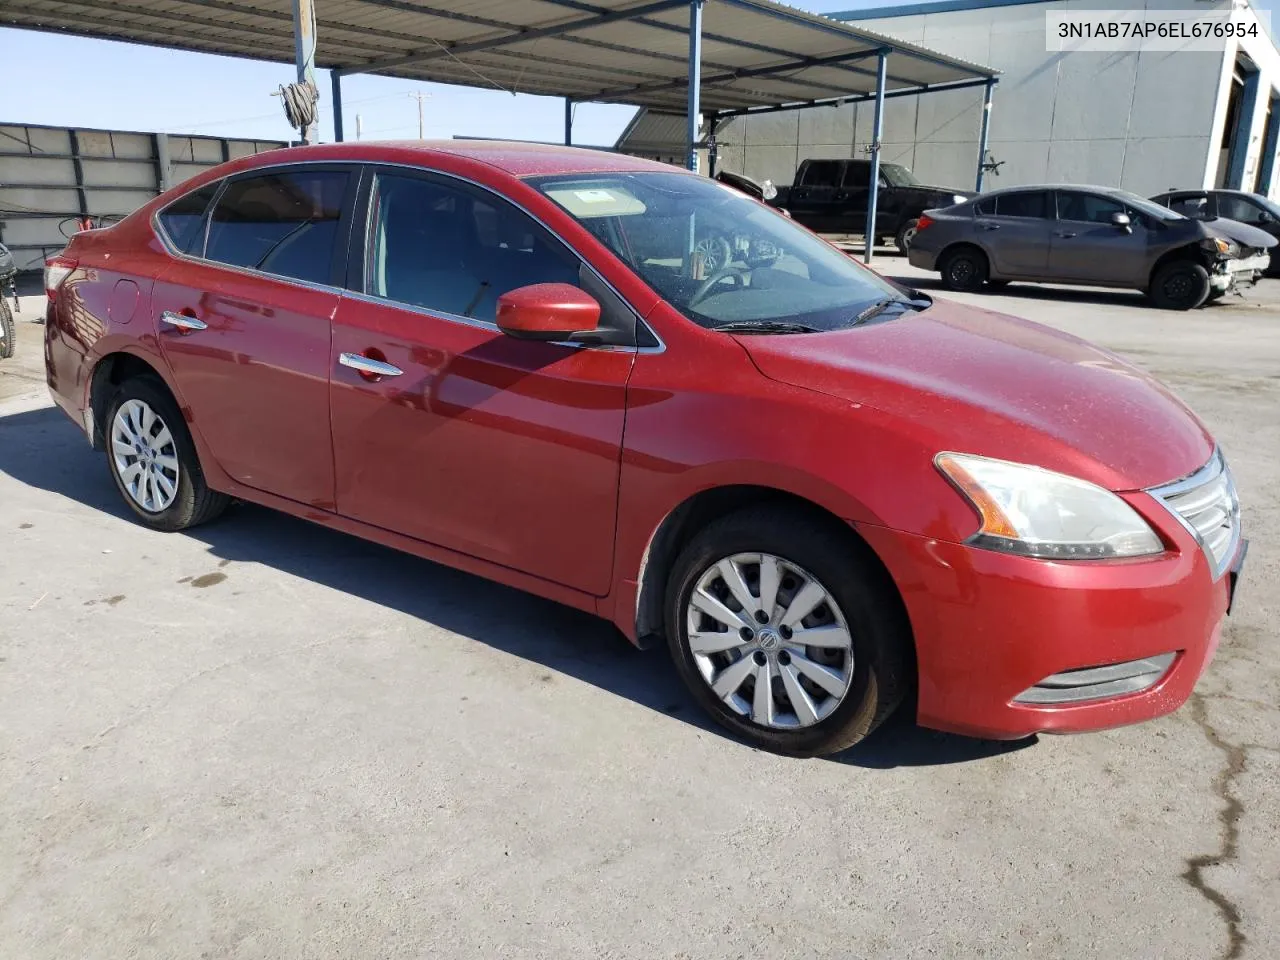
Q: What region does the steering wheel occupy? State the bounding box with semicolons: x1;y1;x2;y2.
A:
689;263;751;308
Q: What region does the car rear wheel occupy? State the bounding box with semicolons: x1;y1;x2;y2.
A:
105;377;229;531
1149;260;1211;310
665;506;911;757
939;246;989;292
894;218;919;252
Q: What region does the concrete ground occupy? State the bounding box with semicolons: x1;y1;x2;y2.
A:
1;266;1277;960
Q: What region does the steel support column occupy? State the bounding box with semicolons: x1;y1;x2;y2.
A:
706;114;722;177
332;71;345;142
565;99;573;146
975;77;995;192
292;0;318;144
864;49;888;263
686;0;704;172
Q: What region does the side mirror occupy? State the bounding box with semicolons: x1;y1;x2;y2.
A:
496;283;601;342
1258;210;1274;224
761;179;778;201
1111;211;1132;232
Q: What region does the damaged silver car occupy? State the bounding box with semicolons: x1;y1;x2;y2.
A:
908;185;1274;309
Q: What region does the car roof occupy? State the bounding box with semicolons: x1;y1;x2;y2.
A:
223;139;677;179
977;183;1131;197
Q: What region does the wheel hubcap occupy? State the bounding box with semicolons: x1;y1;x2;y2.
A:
111;398;180;513
685;553;854;730
694;237;723;272
951;261;973;283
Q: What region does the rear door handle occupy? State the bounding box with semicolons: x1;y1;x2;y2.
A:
339;352;403;378
160;310;207;331
977;223;1000;231
1055;231;1077;238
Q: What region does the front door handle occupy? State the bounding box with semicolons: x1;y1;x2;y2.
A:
977;223;1000;231
339;352;403;378
160;310;207;331
1055;231;1077;238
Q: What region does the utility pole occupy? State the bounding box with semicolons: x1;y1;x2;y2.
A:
356;115;363;141
408;91;431;139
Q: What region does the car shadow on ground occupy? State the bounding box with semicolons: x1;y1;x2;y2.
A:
0;404;1034;769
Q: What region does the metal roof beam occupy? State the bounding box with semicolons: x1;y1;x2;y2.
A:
173;0;436;49
715;0;997;78
592;47;885;103
336;0;690;77
713;75;995;117
534;0;921;86
13;0;404;58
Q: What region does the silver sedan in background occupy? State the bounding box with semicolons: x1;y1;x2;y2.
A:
907;184;1273;310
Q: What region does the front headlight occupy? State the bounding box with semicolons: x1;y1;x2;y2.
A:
1201;237;1238;257
935;453;1163;559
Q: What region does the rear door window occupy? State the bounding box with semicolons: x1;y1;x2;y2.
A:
995;191;1050;219
157;182;220;255
1165;193;1209;218
205;169;351;285
799;161;843;187
841;161;872;188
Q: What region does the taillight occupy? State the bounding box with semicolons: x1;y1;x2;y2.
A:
915;214;935;232
45;255;77;298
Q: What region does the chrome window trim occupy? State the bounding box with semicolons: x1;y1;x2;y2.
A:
148;157;665;355
1147;449;1241;581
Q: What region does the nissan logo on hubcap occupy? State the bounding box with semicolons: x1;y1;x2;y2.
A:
758;628;781;651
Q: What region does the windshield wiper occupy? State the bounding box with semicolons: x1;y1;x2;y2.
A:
851;296;928;325
711;320;820;335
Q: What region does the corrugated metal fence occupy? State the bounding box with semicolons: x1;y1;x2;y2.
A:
0;123;287;272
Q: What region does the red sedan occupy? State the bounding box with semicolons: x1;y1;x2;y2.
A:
44;142;1244;756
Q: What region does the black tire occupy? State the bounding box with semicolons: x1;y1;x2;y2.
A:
1149;260;1211;310
0;299;14;360
894;218;919;253
939;246;989;292
664;506;912;757
104;376;229;531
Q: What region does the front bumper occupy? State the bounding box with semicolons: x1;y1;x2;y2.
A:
856;497;1237;740
1211;252;1270;290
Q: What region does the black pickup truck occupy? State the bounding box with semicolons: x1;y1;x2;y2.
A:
771;158;975;251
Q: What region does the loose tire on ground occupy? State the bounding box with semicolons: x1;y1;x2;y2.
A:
664;505;912;757
0;300;14;360
1149;260;1211;310
939;246;989;292
104;376;229;531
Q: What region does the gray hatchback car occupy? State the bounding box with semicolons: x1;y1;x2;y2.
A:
908;184;1274;310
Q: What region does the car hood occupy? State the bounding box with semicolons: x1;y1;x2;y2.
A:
1200;217;1278;249
738;300;1214;491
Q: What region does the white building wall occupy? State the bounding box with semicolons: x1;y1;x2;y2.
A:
715;0;1264;197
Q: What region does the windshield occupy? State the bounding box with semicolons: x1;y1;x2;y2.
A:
533;172;905;331
880;163;921;187
1116;190;1186;221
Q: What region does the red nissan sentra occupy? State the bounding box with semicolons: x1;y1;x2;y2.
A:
44;142;1245;756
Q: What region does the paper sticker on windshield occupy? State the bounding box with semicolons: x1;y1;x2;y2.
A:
545;184;647;218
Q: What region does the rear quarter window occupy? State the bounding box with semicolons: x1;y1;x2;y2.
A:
156;183;220;255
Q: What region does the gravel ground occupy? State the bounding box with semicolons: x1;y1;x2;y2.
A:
0;267;1276;959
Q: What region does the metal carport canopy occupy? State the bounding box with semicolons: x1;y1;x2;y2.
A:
3;0;994;116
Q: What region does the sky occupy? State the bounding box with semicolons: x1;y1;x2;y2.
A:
1;0;960;148
3;0;1276;148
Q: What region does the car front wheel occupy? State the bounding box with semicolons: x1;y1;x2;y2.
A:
1149;260;1211;310
105;376;229;531
665;507;911;756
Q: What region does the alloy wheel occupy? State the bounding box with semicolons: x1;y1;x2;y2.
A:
684;553;854;729
111;398;180;513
